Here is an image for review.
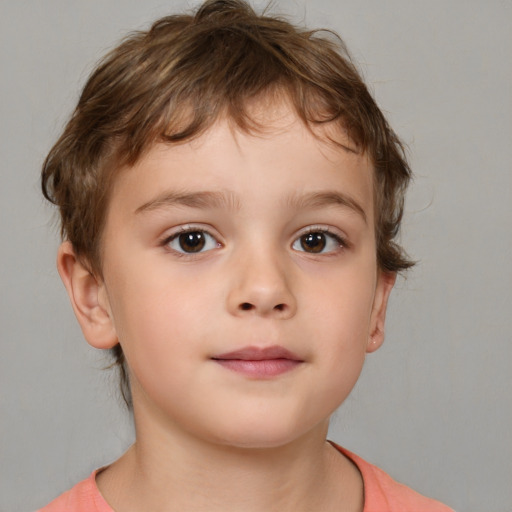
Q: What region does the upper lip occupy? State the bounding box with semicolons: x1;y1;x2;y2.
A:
212;345;302;361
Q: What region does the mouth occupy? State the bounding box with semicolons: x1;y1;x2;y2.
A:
211;345;303;378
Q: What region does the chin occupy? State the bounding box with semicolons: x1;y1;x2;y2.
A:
208;417;323;451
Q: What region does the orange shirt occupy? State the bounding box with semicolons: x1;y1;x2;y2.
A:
38;444;454;512
335;445;454;512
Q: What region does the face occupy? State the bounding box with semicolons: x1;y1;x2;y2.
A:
73;107;394;449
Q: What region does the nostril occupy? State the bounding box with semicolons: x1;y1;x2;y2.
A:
237;302;288;313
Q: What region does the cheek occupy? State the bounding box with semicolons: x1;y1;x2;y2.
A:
105;257;227;394
300;302;370;423
313;304;369;387
109;281;204;411
302;264;376;383
307;264;376;339
112;282;201;350
104;269;170;352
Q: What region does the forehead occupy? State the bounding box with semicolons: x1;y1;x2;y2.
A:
231;91;361;151
108;103;374;220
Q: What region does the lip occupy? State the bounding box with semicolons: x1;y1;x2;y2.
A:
211;345;303;378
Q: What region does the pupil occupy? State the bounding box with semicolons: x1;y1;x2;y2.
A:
301;233;326;253
179;232;205;252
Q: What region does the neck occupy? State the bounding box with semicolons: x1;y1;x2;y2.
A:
96;402;363;512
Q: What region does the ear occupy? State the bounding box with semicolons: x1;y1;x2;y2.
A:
57;241;118;350
366;271;396;353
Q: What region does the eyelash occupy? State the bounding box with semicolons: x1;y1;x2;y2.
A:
161;226;221;256
160;226;348;256
292;227;348;255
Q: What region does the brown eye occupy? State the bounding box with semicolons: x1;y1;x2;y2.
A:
292;230;345;254
300;232;326;253
178;232;206;252
166;230;219;254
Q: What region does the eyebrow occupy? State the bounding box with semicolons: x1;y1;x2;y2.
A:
135;189;367;224
135;190;240;214
286;191;367;224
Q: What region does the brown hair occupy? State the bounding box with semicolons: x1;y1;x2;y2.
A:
42;0;414;406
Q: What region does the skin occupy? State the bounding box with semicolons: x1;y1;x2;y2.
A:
58;105;395;512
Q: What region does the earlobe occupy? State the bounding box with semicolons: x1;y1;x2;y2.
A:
366;271;396;353
57;241;118;350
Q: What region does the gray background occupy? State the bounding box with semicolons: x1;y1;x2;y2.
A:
1;1;510;511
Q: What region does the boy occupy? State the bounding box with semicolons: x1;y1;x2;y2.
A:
38;0;453;510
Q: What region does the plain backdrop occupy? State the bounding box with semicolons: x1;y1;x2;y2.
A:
1;1;511;511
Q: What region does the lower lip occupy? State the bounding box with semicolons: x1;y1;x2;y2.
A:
213;359;302;378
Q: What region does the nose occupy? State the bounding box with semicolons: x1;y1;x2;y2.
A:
226;251;297;319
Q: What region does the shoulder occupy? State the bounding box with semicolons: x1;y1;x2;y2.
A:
36;471;113;512
332;443;455;512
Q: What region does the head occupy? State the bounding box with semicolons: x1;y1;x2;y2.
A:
42;0;413;410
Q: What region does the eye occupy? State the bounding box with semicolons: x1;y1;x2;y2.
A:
165;229;220;254
292;229;345;254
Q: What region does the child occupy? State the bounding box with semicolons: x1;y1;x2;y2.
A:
38;0;454;510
